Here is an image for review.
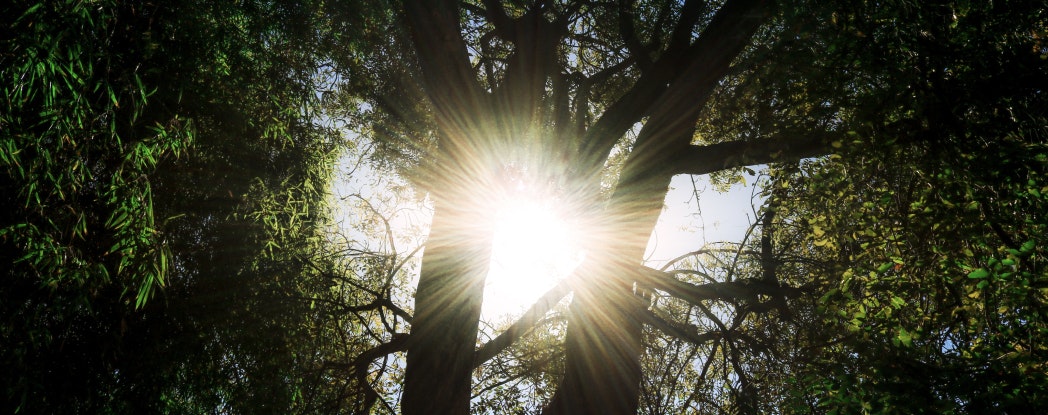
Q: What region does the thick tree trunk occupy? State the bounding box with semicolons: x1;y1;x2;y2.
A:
399;3;493;413
543;278;647;414
401;201;492;415
545;155;677;415
545;2;771;411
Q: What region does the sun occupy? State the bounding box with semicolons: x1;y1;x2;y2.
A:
482;193;583;320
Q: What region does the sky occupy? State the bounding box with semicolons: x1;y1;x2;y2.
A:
645;172;766;268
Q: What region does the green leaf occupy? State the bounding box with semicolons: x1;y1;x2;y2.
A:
897;328;913;347
967;268;990;279
819;289;839;305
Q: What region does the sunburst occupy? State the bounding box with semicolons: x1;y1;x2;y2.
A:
482;180;584;320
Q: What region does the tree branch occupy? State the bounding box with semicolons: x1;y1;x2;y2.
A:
670;132;835;176
346;297;413;324
634;266;804;306
579;0;771;175
641;308;721;345
617;0;653;71
480;0;516;40
473;279;572;368
336;334;410;414
666;0;708;54
402;0;490;151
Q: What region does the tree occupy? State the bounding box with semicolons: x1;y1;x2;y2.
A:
717;1;1048;411
329;0;1047;414
4;0;1044;413
1;1;357;412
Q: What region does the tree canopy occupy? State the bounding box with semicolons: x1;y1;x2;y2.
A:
2;0;356;412
2;0;1046;414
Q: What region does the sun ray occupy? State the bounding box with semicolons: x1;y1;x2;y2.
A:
482;175;584;320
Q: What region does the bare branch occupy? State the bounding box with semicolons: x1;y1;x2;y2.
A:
580;0;771;174
473;279;572;368
659;248;761;272
671;132;836;176
635;266;804;306
346;335;410;414
641;308;720;345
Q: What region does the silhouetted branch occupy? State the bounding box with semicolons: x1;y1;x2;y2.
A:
473;279;572;368
327;334;409;414
641;308;721;345
671;132;835;176
635;266;804;306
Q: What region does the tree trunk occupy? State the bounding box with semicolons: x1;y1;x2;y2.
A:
399;2;493;412
545;168;676;415
401;201;492;415
544;2;770;411
543;261;647;415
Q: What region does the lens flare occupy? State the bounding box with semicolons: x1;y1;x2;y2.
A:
483;191;583;320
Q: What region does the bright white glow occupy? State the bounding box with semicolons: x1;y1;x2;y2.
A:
483;196;583;320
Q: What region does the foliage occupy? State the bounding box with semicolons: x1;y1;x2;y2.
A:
1;1;191;410
0;0;189;311
748;1;1048;412
1;0;354;413
772;141;1048;413
330;0;1048;413
675;1;1048;411
3;0;1046;414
